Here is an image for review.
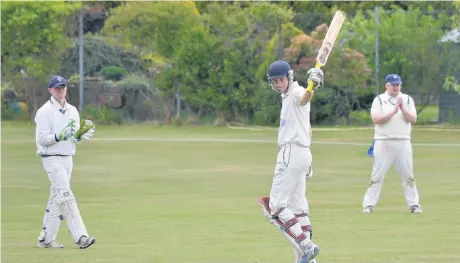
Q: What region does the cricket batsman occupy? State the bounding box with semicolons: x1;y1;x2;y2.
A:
258;60;324;263
362;74;422;213
35;76;96;248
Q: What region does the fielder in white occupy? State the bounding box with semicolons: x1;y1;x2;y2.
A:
258;60;324;263
362;74;422;214
35;76;97;248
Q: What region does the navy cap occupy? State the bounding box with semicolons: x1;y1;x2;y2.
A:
384;74;402;85
48;76;68;89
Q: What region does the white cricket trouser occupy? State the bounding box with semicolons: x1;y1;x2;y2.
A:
40;156;88;243
269;144;313;260
270;144;312;217
363;139;420;208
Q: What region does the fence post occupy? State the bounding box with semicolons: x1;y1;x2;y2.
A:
79;8;84;111
375;6;380;95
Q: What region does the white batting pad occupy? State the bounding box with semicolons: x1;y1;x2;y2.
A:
295;213;312;236
39;207;63;244
56;188;88;243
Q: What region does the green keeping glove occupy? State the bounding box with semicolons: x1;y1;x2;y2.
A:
73;119;96;140
56;120;76;141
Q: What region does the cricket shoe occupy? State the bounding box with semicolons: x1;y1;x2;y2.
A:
78;235;96;249
362;206;374;213
410;205;422;214
37;240;64;248
300;241;320;263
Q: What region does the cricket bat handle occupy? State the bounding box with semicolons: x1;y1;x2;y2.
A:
306;62;322;93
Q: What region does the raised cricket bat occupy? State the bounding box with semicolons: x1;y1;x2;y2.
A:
306;10;346;92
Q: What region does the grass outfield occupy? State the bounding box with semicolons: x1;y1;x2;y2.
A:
1;122;459;263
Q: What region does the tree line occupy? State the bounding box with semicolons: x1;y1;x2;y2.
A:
2;1;459;125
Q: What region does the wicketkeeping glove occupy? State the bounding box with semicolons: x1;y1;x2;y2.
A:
81;126;95;140
56;120;76;141
70;119;96;143
307;68;324;90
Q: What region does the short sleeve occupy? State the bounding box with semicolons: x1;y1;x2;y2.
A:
407;95;417;114
370;96;382;116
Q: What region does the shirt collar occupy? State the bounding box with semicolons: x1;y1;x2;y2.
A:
281;81;299;98
50;96;69;110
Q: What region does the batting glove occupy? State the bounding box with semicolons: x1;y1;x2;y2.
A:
70;119;96;143
307;68;324;90
56;120;76;141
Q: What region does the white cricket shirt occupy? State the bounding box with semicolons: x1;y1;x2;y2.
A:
278;81;312;147
371;91;416;140
35;96;81;156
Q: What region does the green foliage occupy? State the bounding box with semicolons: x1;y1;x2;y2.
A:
1;103;15;120
344;7;452;109
1;2;80;116
1;1;80;80
444;76;460;93
349;110;372;126
115;75;155;93
100;66;128;81
252;88;281;126
3;1;456;125
206;2;295;120
157;21;223;116
103;2;200;58
80;104;122;125
115;75;164;121
152;2;300;121
60;34;145;77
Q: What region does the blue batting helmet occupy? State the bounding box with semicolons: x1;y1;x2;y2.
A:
267;60;291;80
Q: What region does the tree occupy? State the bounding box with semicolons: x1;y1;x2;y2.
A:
156;25;224;120
60;34;145;78
442;1;460;93
103;2;200;58
254;12;372;125
103;1;201;122
344;7;452;112
1;1;80;116
212;2;296;121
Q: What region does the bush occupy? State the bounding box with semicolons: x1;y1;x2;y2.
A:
252;87;281;126
80;104;122;125
100;66;128;81
1;101;29;121
310;87;341;125
1;103;15;120
349;110;372;126
60;35;145;78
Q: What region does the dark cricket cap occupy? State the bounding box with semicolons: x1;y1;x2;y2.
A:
384;74;402;85
48;76;68;89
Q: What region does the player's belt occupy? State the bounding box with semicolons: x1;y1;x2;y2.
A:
280;142;310;148
41;154;70;158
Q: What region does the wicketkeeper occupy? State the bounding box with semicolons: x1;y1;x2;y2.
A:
35;75;97;248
